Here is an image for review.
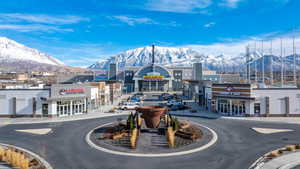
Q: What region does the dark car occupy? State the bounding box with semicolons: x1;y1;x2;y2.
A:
170;103;188;111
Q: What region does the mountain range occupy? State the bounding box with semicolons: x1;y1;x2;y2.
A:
88;46;246;72
1;37;299;73
0;37;84;72
88;46;300;73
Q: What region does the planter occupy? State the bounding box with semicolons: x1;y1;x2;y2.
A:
136;106;168;128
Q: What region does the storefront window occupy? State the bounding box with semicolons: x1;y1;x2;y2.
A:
57;99;86;117
217;99;246;116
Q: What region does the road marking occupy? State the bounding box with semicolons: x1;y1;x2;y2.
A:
86;121;218;157
252;127;293;134
15;128;52;135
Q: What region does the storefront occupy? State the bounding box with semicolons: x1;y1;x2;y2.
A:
211;84;254;117
216;99;246;116
211;83;300;117
49;84;91;117
55;99;86;117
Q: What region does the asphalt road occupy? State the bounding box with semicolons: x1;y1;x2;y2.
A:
0;93;300;169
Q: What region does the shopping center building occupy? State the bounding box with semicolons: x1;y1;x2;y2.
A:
0;82;122;118
210;83;300;117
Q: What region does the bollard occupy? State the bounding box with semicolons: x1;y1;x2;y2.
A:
20;154;26;169
15;152;21;168
2;148;7;162
12;150;17;167
6;149;12;164
22;156;29;169
130;128;138;149
0;146;4;161
167;127;175;148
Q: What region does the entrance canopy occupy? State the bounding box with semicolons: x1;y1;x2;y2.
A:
134;65;171;80
133;65;172;92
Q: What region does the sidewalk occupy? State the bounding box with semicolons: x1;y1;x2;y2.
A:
170;102;300;124
258;151;300;169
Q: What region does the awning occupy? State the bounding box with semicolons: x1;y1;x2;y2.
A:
47;96;87;101
214;95;255;100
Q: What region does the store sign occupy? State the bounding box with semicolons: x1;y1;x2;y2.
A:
59;88;85;95
219;91;241;96
226;86;234;92
217;86;241;96
143;76;164;81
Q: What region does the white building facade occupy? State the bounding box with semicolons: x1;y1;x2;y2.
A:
0;83;101;118
0;89;50;117
211;83;300;117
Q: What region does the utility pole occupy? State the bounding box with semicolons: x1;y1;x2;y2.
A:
246;45;251;83
254;42;258;83
281;38;284;87
261;40;265;84
293;36;297;86
270;40;273;85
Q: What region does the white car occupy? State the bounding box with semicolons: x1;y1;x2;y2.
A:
119;103;139;110
166;100;181;107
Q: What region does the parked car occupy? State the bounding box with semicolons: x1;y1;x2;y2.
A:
130;96;143;104
119;103;139;110
133;93;145;100
170;104;188;111
134;92;144;97
166;100;181;107
161;93;172;100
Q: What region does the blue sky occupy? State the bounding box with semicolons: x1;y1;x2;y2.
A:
0;0;299;67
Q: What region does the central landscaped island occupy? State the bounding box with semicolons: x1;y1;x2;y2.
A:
88;105;215;156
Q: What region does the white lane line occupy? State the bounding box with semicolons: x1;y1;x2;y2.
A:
15;128;52;135
252;127;294;134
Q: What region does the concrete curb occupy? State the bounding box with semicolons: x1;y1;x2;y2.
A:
249;146;300;169
85;121;218;157
0;143;53;169
278;160;300;169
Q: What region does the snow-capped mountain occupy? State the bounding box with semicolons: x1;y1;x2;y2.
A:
0;37;64;66
89;46;246;72
89;46;300;73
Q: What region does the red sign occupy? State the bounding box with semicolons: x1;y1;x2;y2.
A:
59;88;85;95
226;86;234;92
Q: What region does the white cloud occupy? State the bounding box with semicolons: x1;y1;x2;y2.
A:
0;13;89;25
111;16;157;26
145;0;212;13
109;15;179;27
204;22;216;28
220;0;244;8
182;30;300;58
0;24;73;32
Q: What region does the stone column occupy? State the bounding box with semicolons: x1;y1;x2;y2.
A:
84;98;87;113
229;100;232;116
168;79;172;92
70;100;73;115
134;79;139;92
12;97;16;117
